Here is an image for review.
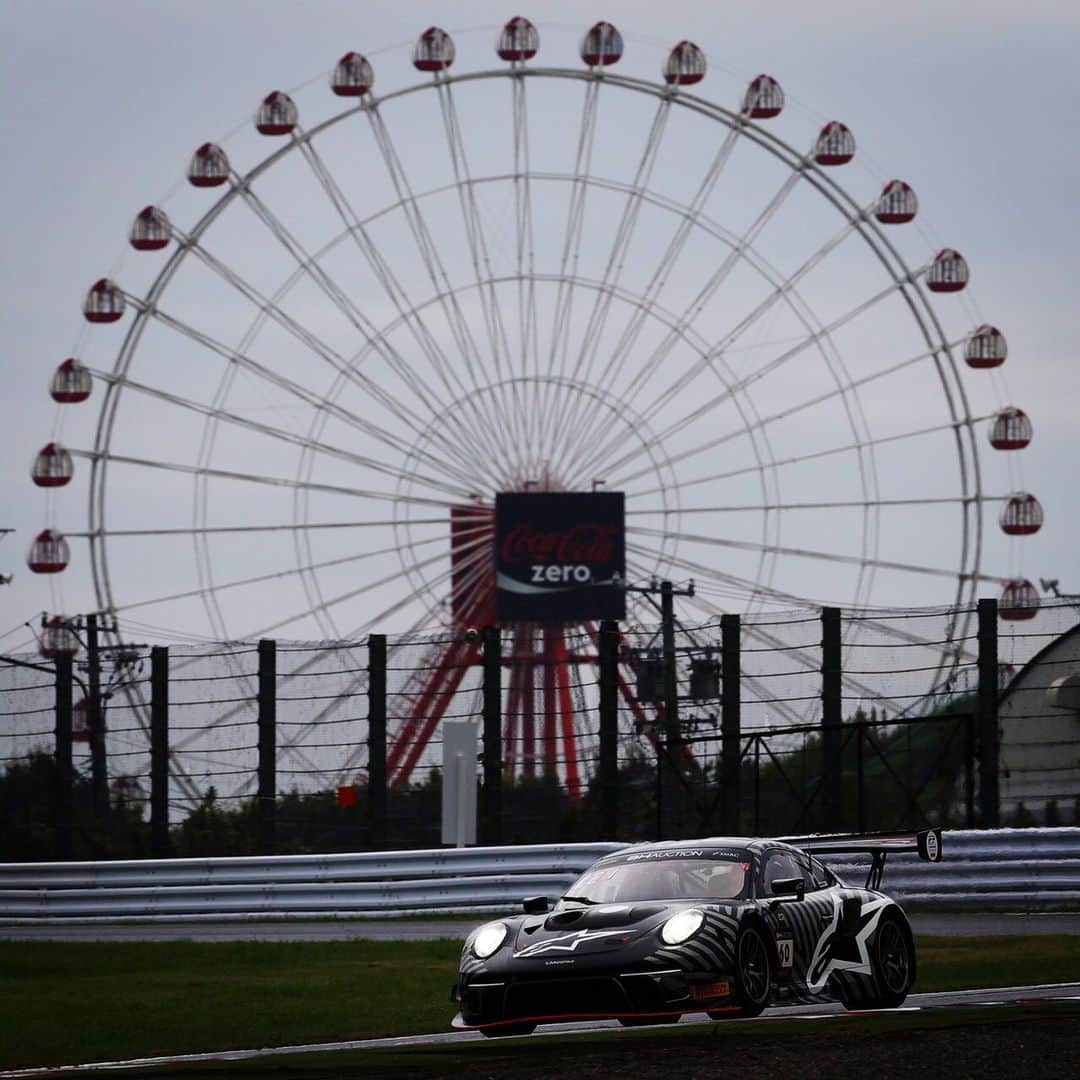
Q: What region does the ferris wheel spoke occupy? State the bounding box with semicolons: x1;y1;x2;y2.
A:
621;412;990;500
629;524;996;585
511;76;542;468
67;518;440;537
76;448;459;509
188;252;487;491
244;548;451;641
92;532;446;617
534;79;601;466
448;535;499;620
86;363;475;499
561;164;806;473
289;135;516;475
363;106;519;466
624;245;908;444
549;96;672;474
132;294;491;485
587;274;913;485
234;183;510;472
435;83;530;479
567;183;889;488
556;122;747;473
653;545;975;657
611;336;965;489
628;494;972;515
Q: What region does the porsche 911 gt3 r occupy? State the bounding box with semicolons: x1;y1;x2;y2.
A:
451;829;941;1035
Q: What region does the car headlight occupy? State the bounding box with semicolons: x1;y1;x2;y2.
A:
472;921;509;959
660;908;705;946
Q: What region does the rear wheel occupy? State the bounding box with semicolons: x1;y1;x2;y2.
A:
869;915;914;1008
729;924;772;1018
840;913;914;1011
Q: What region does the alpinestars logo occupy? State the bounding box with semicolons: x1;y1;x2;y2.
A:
513;928;627;958
805;895;889;993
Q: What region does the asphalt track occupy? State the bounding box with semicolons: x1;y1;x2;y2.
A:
2;982;1078;1078
2;911;1079;940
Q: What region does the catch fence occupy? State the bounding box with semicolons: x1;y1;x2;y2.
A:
1;598;1077;860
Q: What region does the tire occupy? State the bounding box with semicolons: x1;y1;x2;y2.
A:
730;924;772;1018
480;1022;536;1037
840;913;914;1011
868;914;914;1008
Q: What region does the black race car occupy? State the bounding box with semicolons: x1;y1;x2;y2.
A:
452;829;941;1035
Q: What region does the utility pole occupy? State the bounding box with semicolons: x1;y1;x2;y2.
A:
84;614;110;827
626;578;696;839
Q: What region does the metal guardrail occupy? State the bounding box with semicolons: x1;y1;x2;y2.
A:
0;843;624;921
824;828;1080;907
1;830;1077;922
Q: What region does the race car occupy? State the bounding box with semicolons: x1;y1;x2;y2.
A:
452;829;941;1036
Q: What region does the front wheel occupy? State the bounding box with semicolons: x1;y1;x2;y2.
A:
730;924;772;1018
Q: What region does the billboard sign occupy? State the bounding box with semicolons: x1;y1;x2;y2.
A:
495;492;625;621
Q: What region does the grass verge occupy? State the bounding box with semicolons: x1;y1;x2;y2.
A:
1;934;1078;1070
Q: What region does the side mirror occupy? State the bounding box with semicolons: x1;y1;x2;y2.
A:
770;877;805;902
522;895;550;915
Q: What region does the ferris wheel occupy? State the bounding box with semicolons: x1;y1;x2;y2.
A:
30;19;1043;797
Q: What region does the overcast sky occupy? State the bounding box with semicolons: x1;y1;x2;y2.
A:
1;0;1077;652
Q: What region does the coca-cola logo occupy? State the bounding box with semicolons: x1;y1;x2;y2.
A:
500;523;617;565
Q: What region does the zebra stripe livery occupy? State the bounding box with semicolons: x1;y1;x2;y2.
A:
452;831;938;1034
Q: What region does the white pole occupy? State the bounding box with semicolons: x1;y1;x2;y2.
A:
456;750;468;848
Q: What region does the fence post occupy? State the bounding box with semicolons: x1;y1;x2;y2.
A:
150;646;170;857
977;597;1000;827
481;626;502;845
54;654;73;860
964;713;976;828
85;613;110;833
753;736;761;835
367;634;387;850
257;638;276;855
821;606;843;831
856;719;866;834
720;613;741;834
598;619;619;838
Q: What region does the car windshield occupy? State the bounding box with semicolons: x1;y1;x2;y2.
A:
562;853;751;904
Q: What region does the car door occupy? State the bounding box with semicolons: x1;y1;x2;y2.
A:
760;848;837;999
758;848;806;990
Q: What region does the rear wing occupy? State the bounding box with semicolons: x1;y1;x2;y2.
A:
779;828;942;890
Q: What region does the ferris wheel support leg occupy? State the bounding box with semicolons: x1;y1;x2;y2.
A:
552;629;581;800
390;639;481;787
522;647;537;779
386;637;470;784
583;621;655;738
541;624;560;777
503;625;531;777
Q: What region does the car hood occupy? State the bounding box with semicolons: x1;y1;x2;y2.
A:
510;902;675;957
